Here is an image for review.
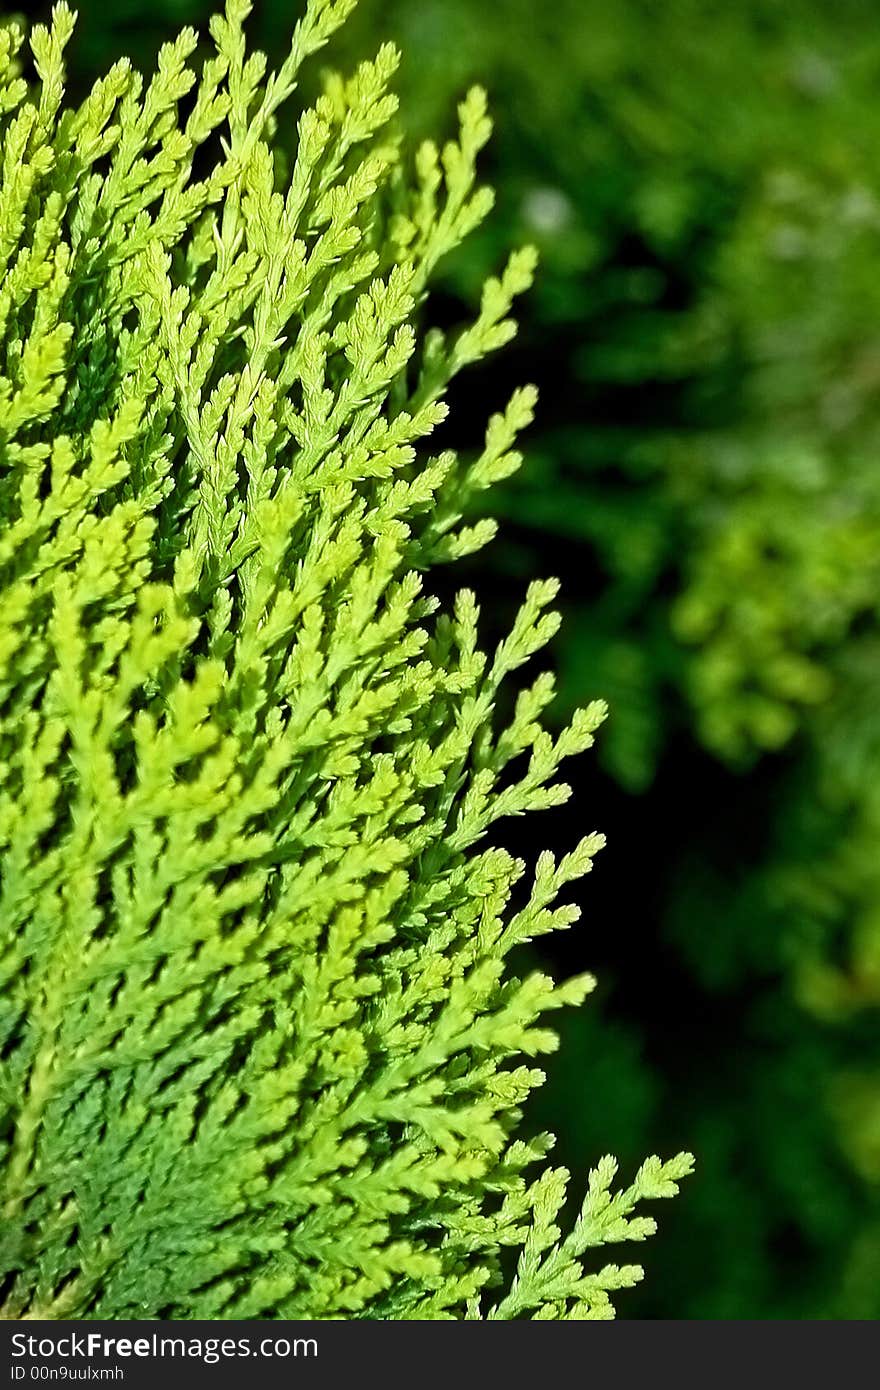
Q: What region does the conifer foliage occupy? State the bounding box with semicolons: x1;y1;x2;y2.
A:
0;1;691;1319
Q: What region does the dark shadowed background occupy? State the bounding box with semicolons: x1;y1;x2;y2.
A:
43;0;880;1317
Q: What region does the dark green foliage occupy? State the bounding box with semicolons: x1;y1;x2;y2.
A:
330;0;880;1318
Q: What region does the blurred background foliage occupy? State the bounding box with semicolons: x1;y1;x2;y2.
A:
55;0;880;1316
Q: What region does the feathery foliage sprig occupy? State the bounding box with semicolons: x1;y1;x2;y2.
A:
0;0;691;1319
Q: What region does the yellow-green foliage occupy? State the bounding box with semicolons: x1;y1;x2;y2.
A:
0;1;690;1319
